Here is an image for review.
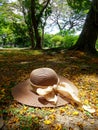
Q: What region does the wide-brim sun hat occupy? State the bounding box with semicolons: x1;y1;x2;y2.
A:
12;67;81;107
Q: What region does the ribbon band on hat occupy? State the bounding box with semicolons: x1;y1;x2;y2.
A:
32;81;81;105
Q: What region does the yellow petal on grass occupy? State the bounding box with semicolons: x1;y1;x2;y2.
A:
84;99;89;105
49;109;55;112
44;120;52;125
59;108;66;114
32;114;36;118
77;107;84;112
73;111;79;116
1;89;5;93
90;121;95;124
19;110;24;114
54;123;62;130
67;111;71;115
19;106;28;114
49;114;56;121
8;117;19;124
69;127;73;130
65;105;69;109
23;106;28;110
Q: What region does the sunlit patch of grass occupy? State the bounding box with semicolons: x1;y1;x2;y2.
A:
6;105;40;129
22;50;43;55
26;107;35;113
35;108;53;117
0;49;43;57
8;107;21;115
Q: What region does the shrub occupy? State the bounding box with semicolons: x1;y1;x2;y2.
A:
51;35;64;47
43;33;79;49
63;35;79;48
43;34;53;48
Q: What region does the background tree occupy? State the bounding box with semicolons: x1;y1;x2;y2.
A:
0;0;52;49
0;0;13;46
30;0;51;49
18;0;51;49
0;0;29;47
18;0;35;48
67;0;98;54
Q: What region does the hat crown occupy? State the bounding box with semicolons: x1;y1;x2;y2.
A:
30;68;58;87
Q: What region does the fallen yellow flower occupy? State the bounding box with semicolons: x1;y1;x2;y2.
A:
49;114;56;121
54;123;62;130
44;120;52;125
73;111;79;116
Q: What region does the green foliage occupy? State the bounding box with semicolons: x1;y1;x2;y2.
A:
96;39;98;50
43;34;53;48
43;32;79;49
17;0;52;48
0;0;31;48
63;34;79;48
11;22;30;47
58;30;76;36
67;0;91;11
51;35;64;47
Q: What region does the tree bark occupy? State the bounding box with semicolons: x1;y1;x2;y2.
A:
30;0;50;49
70;0;98;54
28;27;35;49
31;0;42;49
20;2;35;49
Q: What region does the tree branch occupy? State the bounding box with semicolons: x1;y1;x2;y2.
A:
37;0;51;24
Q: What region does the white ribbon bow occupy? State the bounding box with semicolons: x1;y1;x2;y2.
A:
36;82;95;113
36;82;81;105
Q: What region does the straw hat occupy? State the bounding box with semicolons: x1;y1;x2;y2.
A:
11;67;81;107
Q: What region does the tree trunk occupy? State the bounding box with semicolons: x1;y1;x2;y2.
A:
28;27;35;49
31;0;42;50
70;0;98;54
20;2;35;49
41;26;45;48
33;27;42;49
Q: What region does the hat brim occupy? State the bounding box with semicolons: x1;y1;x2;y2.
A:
11;76;78;107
